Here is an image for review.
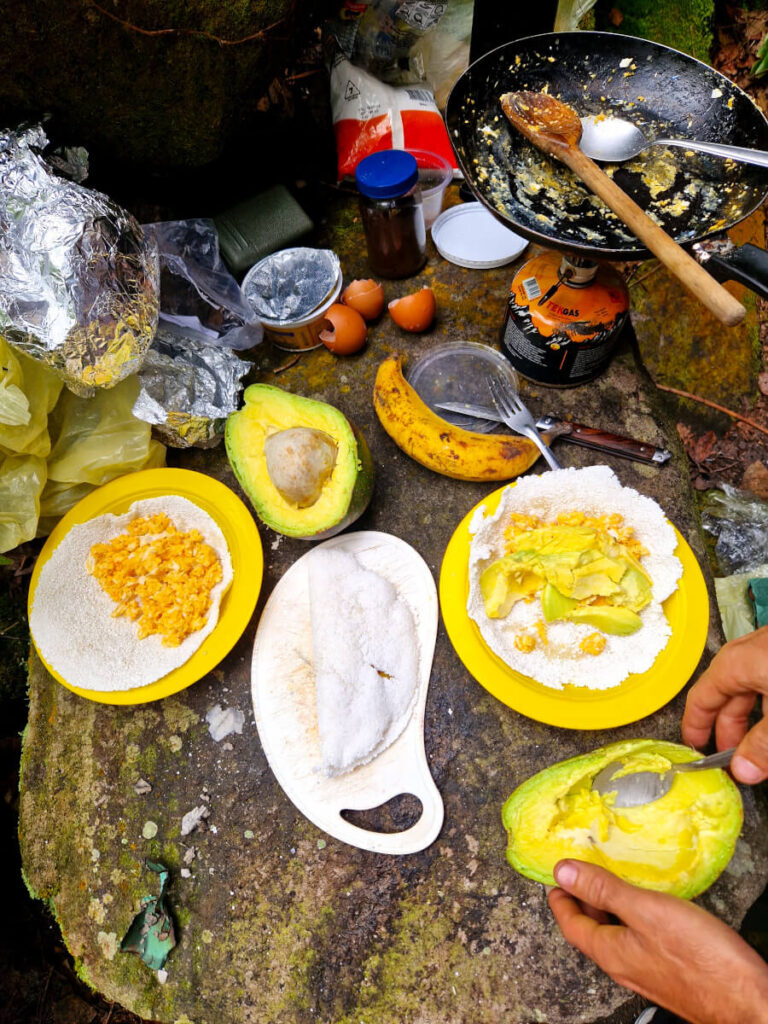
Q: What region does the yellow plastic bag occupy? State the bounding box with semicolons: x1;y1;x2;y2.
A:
0;337;63;458
36;442;165;537
0;453;46;552
46;375;165;486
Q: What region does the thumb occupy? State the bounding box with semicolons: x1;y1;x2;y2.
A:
553;860;646;922
731;717;768;784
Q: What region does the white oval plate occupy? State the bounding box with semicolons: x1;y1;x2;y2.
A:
251;531;443;854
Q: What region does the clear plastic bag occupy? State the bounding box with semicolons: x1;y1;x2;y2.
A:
145;219;263;352
701;485;768;575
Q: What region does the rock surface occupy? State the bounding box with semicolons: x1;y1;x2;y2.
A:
19;190;768;1024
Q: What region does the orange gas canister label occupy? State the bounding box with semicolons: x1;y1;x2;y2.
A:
501;252;630;387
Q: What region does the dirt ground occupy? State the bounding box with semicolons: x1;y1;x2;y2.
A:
4;5;768;1023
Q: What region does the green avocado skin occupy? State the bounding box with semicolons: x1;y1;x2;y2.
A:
308;424;374;541
224;385;374;539
501;738;743;899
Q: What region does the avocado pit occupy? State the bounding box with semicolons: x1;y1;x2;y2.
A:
264;427;338;508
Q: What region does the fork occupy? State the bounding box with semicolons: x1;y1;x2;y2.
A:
486;376;563;471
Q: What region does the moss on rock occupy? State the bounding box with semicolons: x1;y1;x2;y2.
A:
597;0;716;61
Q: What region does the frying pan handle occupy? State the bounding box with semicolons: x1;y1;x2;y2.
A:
694;242;768;302
560;146;746;327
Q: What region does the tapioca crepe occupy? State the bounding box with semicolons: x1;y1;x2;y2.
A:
30;495;233;691
467;466;683;690
308;547;419;776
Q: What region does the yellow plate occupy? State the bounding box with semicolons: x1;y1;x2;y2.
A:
28;468;263;705
439;485;709;729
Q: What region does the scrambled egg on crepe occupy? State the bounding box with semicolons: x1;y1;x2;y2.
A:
30;496;233;691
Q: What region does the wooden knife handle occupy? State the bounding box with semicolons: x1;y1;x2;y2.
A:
541;417;670;464
560;145;746;327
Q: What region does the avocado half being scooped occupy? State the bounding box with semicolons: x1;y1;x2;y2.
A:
225;384;374;539
502;739;742;899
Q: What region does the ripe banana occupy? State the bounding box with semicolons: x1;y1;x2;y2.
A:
373;354;543;481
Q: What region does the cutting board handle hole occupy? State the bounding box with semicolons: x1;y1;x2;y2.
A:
340;793;423;834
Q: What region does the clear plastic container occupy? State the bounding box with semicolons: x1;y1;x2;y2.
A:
355;150;427;279
407;148;453;228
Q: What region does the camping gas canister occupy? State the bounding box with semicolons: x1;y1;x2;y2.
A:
500;252;629;387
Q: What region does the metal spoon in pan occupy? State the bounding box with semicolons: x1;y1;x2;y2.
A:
579;114;768;168
499;91;745;327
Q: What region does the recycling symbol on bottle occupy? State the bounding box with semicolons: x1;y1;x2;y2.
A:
345;80;360;101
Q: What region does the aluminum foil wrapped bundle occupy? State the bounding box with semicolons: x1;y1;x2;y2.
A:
133;324;252;448
0;125;159;396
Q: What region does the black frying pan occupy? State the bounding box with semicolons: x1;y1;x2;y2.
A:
446;31;768;282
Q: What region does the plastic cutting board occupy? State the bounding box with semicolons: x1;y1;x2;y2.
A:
251;531;443;854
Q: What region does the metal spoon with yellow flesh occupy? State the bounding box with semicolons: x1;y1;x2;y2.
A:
592;747;736;808
500;92;746;327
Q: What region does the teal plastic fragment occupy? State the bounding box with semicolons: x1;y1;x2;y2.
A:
120;860;177;971
748;578;768;629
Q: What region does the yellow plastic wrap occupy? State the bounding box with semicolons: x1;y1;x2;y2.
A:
46;375;165;486
0;337;63;458
0;453;46;552
36;442;165;537
0;366;166;549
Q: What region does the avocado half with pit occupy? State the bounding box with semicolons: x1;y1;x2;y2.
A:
225;384;374;539
502;739;742;899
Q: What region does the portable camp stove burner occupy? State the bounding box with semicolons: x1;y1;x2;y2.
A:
500;250;630;387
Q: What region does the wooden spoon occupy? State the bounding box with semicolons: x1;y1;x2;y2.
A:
500;91;746;327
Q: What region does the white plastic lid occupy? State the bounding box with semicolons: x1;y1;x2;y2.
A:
431;202;528;269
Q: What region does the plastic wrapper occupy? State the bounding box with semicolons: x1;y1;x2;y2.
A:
0;452;46;552
0;125;159;396
132;326;252;448
329;52;457;179
120;861;177;971
329;1;448;84
701;485;768;575
0;358;165;549
145;219;263;352
46;375;164;486
714;564;768;641
0;336;63;458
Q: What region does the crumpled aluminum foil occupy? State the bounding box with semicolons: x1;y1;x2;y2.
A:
133;324;252;448
242;247;340;322
0;125;159;396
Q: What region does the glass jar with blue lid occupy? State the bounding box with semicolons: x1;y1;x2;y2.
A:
355;150;427;278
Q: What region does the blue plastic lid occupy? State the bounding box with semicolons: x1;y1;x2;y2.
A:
355;150;419;199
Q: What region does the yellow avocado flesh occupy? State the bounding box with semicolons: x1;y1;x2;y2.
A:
502;739;743;898
225;385;362;537
481;525;652;629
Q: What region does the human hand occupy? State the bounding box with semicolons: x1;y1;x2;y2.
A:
548;859;768;1024
682;625;768;784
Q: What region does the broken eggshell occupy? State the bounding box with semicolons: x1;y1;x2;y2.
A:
319;303;368;355
388;287;436;332
342;279;385;320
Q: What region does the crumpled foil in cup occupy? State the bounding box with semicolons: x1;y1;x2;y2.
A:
242;247;341;323
133;325;252;448
0;125;159;396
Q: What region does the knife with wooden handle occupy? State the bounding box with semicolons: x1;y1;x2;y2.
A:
433;402;670;465
535;416;671;465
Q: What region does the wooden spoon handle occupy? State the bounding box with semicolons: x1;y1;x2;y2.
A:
560;145;746;327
